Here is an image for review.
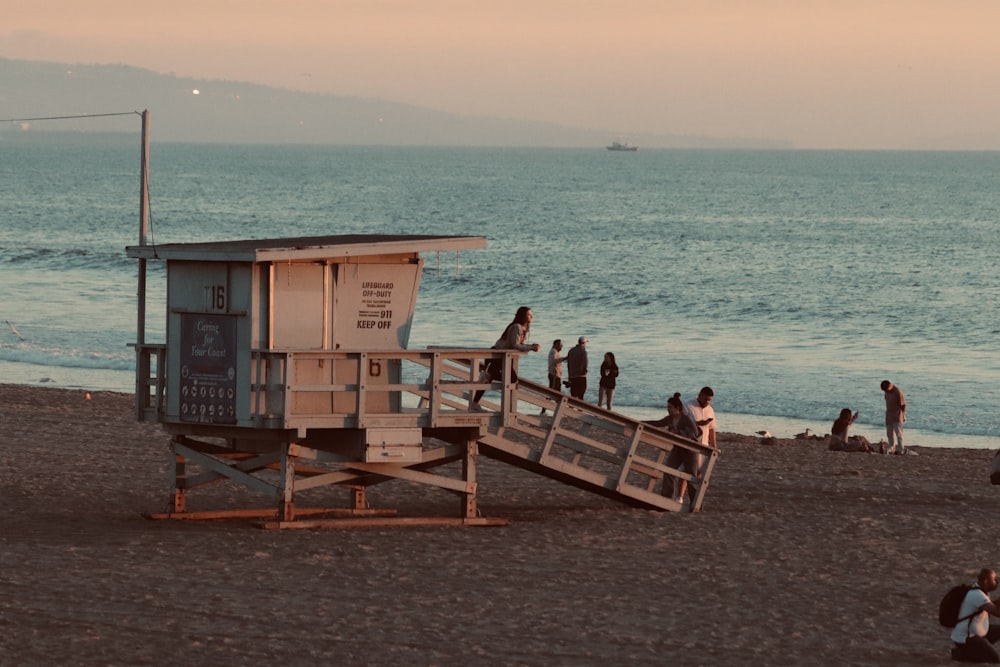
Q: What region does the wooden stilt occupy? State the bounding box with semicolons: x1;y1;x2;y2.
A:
279;443;296;522
351;485;368;511
171;438;186;513
462;437;479;519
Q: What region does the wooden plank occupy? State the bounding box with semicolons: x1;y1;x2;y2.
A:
629;460;695;483
616;425;645;490
477;433;535;460
548;425;623;458
346;462;473;494
612;485;682;512
545;434;622;466
143;507;398;521
173;442;281;497
535;454;610;487
259;516;508;529
180;451;284;489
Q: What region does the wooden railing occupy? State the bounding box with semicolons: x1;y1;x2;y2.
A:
477;378;718;511
134;343;166;422
247;348;526;435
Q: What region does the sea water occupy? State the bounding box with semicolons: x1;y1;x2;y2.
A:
2;132;999;448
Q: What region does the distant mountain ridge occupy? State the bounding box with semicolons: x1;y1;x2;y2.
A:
0;57;788;148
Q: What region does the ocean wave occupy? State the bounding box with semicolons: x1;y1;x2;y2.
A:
0;245;143;272
0;342;134;372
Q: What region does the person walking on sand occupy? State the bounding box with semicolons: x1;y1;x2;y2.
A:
472;306;540;410
566;336;589;400
541;339;567;415
950;568;1000;663
880;379;906;454
597;351;619;410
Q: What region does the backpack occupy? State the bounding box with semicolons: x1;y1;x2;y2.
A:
939;584;976;628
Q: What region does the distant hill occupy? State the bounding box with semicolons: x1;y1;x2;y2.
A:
0;57;788;148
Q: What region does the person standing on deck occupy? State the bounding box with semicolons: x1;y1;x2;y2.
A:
471;306;540;409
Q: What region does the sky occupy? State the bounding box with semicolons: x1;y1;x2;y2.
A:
3;0;999;150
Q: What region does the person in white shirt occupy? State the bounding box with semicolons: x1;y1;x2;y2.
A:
951;568;1000;663
541;339;567;415
684;386;717;449
682;386;716;495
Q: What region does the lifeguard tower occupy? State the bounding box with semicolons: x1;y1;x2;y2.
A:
127;234;719;527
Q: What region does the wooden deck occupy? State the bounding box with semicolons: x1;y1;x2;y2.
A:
137;347;718;527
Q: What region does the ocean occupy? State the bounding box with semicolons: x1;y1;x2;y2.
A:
2;131;999;448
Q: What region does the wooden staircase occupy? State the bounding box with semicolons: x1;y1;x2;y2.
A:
475;378;718;513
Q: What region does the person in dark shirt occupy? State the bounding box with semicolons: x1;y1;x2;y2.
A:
645;393;700;503
565;336;589;400
597;351;619;410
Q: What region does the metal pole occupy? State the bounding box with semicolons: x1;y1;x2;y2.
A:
135;111;150;410
137;110;150;344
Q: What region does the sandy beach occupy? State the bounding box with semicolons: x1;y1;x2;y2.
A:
1;383;997;666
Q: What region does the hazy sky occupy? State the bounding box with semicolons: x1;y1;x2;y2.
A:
4;1;999;149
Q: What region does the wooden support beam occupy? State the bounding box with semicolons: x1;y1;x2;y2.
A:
346;462;473;494
171;446;185;513
258;516;508;529
181;451;283;489
352;486;367;510
279;443;296;521
144;507;398;521
173;441;280;498
462;438;478;519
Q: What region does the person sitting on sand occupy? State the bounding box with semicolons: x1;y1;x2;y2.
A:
828;408;872;452
831;408;857;443
950;568;1000;663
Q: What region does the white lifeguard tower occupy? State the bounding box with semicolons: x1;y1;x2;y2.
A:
128;234;718;527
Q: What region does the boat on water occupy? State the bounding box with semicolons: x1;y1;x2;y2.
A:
607;141;638;152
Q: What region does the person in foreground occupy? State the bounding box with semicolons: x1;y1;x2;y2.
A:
951;568;1000;663
644;393;700;503
472;306;540;410
881;379;906;454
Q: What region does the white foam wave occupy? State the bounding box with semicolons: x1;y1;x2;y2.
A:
0;343;133;371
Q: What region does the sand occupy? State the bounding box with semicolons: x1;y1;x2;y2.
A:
1;383;997;666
